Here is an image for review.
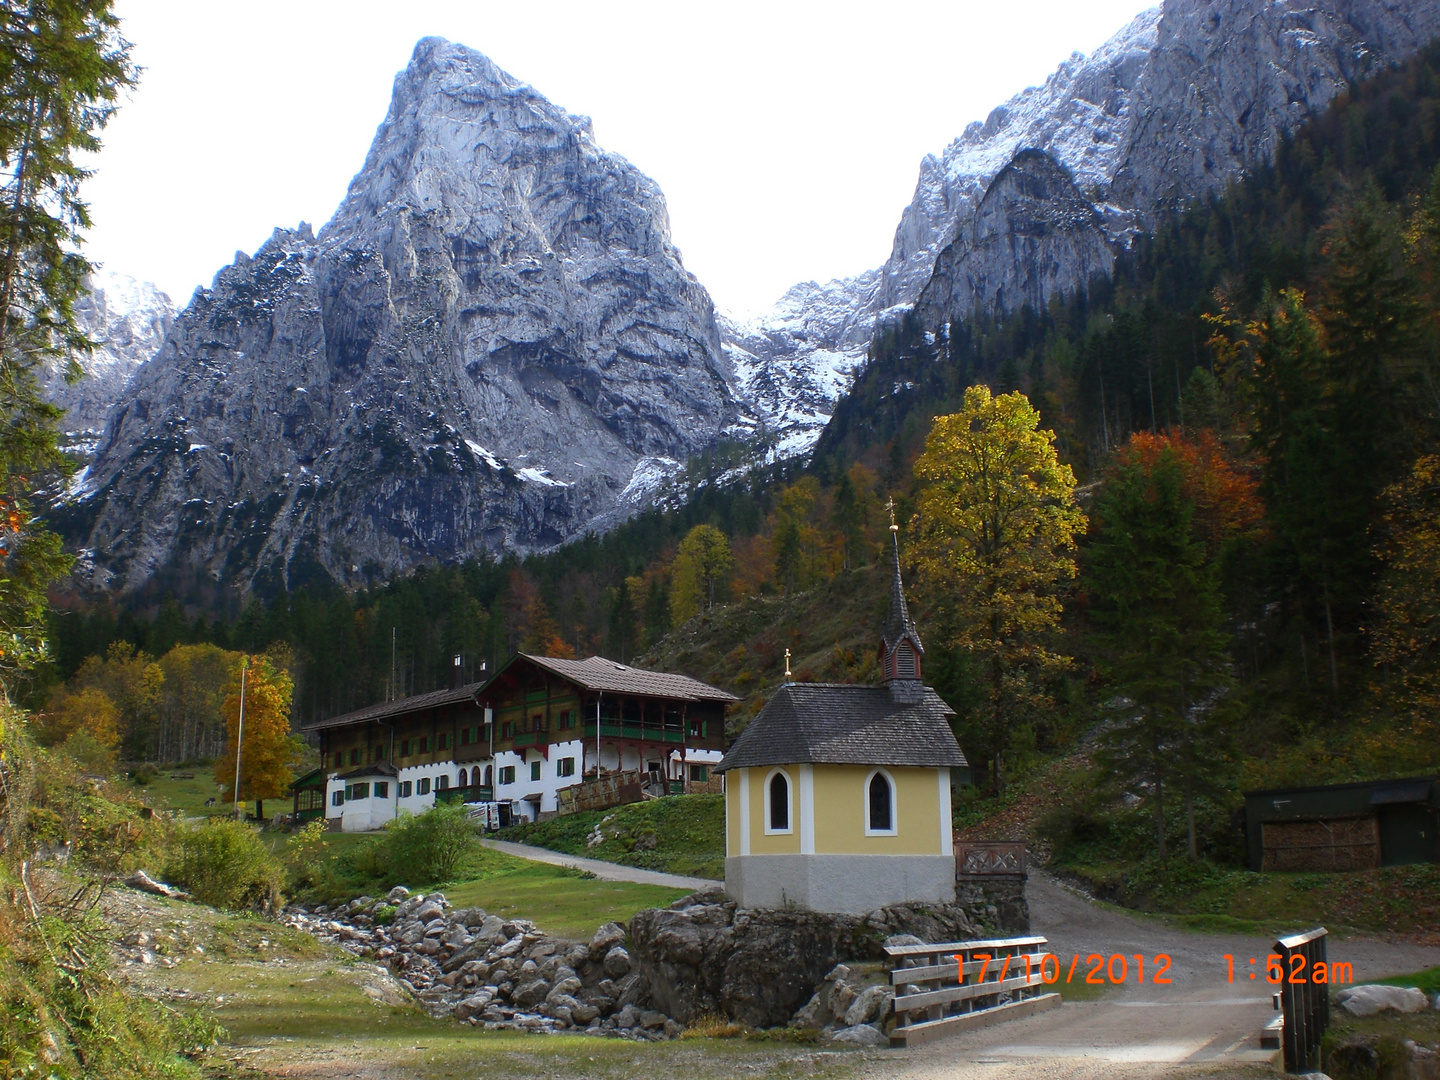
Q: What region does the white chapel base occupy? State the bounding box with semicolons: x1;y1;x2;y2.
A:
724;854;955;914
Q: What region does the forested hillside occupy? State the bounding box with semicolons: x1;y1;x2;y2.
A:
41;41;1440;853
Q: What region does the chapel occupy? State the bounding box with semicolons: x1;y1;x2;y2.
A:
715;525;968;913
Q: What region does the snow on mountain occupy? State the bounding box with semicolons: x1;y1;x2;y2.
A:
40;270;175;451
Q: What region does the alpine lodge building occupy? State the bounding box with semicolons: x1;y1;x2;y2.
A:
304;653;737;831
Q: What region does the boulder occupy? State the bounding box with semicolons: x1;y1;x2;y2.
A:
830;980;858;1019
453;993;493;1021
791;992;825;1028
414;901;444;923
385;886;410;904
1336;985;1430;1017
603;946;633;978
830;1023;889;1046
590;922;627;960
546;977;583;1003
512;979;551;1008
844;985;894;1028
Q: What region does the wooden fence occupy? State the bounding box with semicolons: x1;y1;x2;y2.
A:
886;934;1061;1047
556;770;645;815
1275;927;1329;1073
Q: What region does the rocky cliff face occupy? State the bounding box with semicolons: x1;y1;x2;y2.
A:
42;271;174;451
68;38;736;596
741;0;1440;453
914;149;1114;325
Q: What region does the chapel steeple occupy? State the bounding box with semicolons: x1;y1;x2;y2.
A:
879;500;923;691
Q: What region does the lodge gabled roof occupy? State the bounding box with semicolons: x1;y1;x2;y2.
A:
512;654;739;703
715;682;966;772
302;681;488;732
302;653;736;733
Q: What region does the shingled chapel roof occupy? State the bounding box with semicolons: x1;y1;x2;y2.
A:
715;682;966;772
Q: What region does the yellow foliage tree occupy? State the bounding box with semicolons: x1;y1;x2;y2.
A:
37;686;119;750
669;524;734;623
910;385;1086;792
1364;453;1440;773
214;655;296;819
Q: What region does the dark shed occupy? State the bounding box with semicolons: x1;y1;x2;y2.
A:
1243;776;1439;871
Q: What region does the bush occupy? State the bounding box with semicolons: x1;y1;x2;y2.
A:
165;817;284;911
130;762;159;786
375;802;479;885
61;727;117;775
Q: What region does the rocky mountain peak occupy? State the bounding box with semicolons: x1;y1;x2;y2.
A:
65;38;734;597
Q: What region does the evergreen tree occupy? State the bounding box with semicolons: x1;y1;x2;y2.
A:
0;0;134;692
1088;441;1230;858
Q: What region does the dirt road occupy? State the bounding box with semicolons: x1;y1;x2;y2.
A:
866;870;1440;1080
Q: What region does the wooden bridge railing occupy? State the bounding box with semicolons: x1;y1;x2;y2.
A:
886;934;1060;1047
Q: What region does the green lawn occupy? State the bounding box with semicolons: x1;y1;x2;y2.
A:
443;862;687;939
135;770;229;818
501;793;725;881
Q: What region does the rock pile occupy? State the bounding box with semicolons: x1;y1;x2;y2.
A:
281;887;680;1038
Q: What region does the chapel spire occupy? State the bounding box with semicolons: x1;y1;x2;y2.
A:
880;499;923;689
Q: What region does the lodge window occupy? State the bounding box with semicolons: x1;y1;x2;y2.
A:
438;732;450;751
558;710;571;730
400;739;410;757
350;749;361;765
332;790;344;807
866;770;896;835
347;782;369;800
400;781;412;798
374;744;384;761
502;721;513;739
417;777;431;796
333;751;343;768
461;728;471;746
689;764;708;782
437;774;450;791
373;781;388;798
297;789;323;811
557;758;575;778
689;720;701;738
766;770;791;833
481;723;492;744
418;736;429;754
499;765;515;785
532;713;544;732
530;760;542;781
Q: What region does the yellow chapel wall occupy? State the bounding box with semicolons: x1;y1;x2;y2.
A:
811;764;943;855
746;765;801;854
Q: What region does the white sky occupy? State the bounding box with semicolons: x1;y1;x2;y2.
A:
84;0;1152;319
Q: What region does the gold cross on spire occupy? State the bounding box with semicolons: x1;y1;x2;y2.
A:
784;647;791;680
886;497;899;532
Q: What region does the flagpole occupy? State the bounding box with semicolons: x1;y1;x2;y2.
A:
233;657;249;820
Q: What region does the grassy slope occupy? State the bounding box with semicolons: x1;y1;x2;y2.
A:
501;794;726;881
111;891;866;1080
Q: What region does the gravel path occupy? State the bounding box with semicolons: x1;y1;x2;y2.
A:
480;837;720;890
869;870;1440;1080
